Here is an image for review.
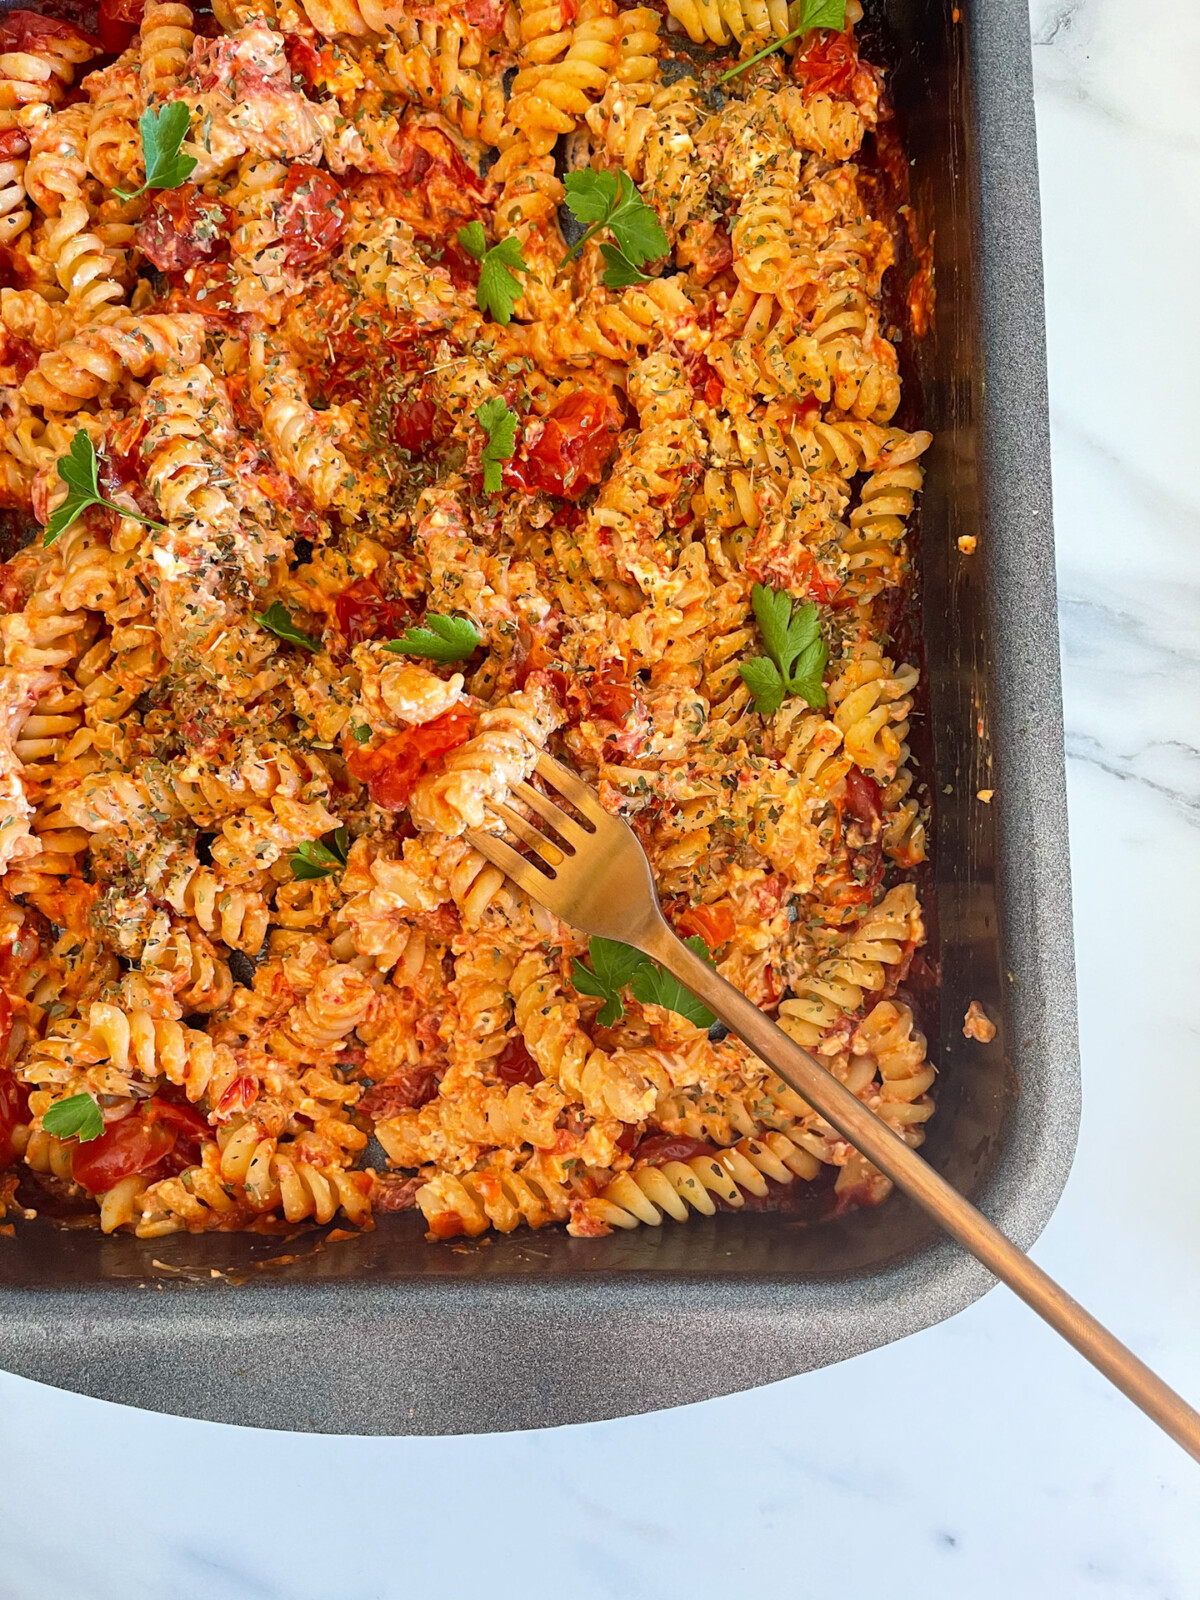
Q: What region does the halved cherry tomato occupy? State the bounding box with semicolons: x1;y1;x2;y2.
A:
677;902;737;951
0;1063;30;1167
280;164;346;267
495;1037;541;1088
521;391;623;501
633;1134;717;1165
136;187;234;273
347;707;475;811
334;577;414;646
842;769;883;830
70;1113;176;1194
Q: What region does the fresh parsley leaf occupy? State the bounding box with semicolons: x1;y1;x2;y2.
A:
290;827;349;880
630;936;718;1029
717;0;847;83
563;168;620;225
114;101;197;203
351;723;372;744
43;431;165;546
474;396;517;492
384;612;480;663
253;600;322;652
804;0;847;27
563;169;668;274
745;583;829;712
598;242;651;288
456;225;531;324
42;1092;104;1143
570;937;652;1026
457;220;487;260
739;655;786;716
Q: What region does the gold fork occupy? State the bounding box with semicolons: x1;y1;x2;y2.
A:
468;753;1200;1462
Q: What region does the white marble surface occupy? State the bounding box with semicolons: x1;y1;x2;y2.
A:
2;3;1199;1594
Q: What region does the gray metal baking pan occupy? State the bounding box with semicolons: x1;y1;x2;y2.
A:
0;0;1079;1434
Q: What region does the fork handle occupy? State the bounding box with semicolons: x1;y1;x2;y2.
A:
644;924;1200;1463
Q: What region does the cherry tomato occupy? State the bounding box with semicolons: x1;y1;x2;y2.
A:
681;351;724;406
280;164;346;267
842;769;883;830
334;577;414;646
521;391;623;501
0;1063;30;1167
790;29;862;98
158;260;236;317
70;1113;176;1195
214;1074;258;1122
0;10;100;51
0;130;29;161
282;32;322;85
347;708;475;811
676;902;737;951
97;0;140;49
633;1134;717;1166
495;1037;541;1088
0;330;37;383
461;0;507;30
359;1070;441;1116
391;396;439;458
588;673;640;724
136;187;234;274
146;1098;210;1142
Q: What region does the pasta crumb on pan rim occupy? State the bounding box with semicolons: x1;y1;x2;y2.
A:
0;0;938;1247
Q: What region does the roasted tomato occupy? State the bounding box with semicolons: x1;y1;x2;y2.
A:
70;1112;176;1194
136;187;234;273
790;27;881;107
0;1062;30;1168
334;576;414;645
633;1133;717;1165
495;1037;541;1088
360;1069;441;1116
676;902;737;951
280;164;346;267
588;673;640;725
681;350;724;406
353;127;483;240
0;9;100;52
520;391;623;501
841;768;883;830
347;707;475;811
461;0;507;30
391;395;439;458
213;1074;258;1122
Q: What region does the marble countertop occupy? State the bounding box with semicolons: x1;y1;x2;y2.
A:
2;2;1198;1594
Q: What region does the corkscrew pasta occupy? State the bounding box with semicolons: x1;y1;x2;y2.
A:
0;0;938;1245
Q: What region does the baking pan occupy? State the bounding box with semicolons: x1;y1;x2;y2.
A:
0;0;1079;1434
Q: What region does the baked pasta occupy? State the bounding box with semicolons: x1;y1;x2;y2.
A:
0;0;936;1244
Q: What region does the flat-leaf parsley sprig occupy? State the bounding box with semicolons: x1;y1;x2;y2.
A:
571;935;717;1029
290;827;349;881
457;221;531;324
474;396;518;492
44;431;165;546
718;0;848;84
562;169;670;288
739;582;829;716
384;612;481;663
114;101;197;203
42;1091;104;1143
